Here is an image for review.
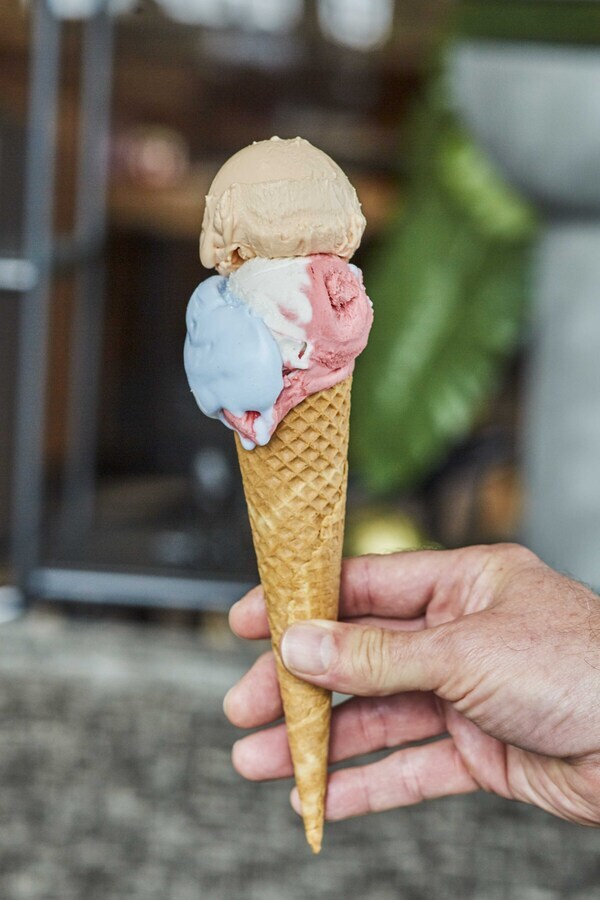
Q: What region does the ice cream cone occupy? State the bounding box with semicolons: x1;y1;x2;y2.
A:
235;375;352;853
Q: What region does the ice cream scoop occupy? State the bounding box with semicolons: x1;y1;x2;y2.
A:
184;253;372;448
184;274;283;447
200;136;366;275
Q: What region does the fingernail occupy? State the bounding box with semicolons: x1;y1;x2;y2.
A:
290;787;302;815
228;598;242;618
223;686;234;716
281;624;334;676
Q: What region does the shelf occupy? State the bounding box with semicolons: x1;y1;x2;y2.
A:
108;163;401;243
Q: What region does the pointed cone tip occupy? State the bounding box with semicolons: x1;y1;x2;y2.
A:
306;824;323;855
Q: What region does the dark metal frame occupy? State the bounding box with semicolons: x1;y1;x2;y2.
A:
5;1;252;612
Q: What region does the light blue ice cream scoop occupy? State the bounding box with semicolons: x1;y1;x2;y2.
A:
183;275;284;439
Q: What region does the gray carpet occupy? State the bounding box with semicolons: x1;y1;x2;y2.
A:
0;615;598;900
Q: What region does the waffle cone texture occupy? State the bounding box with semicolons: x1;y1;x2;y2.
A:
235;375;352;853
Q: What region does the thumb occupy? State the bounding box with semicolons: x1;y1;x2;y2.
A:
280;620;452;696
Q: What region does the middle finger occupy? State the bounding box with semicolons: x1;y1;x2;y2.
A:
232;691;445;781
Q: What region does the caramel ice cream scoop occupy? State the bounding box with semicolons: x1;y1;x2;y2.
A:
200;136;366;275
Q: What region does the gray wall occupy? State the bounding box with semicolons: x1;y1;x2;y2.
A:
450;41;600;587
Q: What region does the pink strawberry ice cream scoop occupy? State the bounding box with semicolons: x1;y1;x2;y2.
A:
220;254;372;447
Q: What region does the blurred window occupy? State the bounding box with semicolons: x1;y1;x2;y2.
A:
318;0;393;50
153;0;303;31
48;0;109;15
47;0;303;29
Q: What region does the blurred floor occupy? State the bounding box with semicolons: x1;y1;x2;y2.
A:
0;616;598;900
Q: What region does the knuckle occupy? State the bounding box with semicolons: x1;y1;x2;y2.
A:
486;544;543;598
427;621;478;699
498;543;539;566
353;627;396;694
484;543;540;571
464;542;538;567
427;622;456;660
463;544;542;611
399;756;425;804
357;765;376;814
357;696;390;749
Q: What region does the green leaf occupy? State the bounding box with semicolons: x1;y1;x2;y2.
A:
350;85;536;494
437;128;538;242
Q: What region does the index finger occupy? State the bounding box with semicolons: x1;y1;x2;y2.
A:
229;549;454;640
339;550;447;619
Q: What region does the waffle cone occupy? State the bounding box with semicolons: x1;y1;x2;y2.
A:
235;375;351;853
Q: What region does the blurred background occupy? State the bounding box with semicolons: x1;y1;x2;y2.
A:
1;0;600;897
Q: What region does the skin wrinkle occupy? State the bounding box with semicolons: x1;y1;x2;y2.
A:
465;696;520;751
418;623;461;701
447;621;564;751
395;750;425;806
448;741;479;798
358;696;390;751
497;737;511;798
342;764;373;819
462;544;536;614
509;751;589;824
396;628;444;690
442;666;492;720
353;628;390;695
548;700;593;754
341;695;436;760
360;553;377;618
414;563;441;619
567;756;600;823
583;651;600;672
418;626;451;696
414;551;472;626
446;547;492;621
578;585;597;614
344;554;375;618
455;547;494;616
347;614;426;632
440;705;501;796
583;596;600;670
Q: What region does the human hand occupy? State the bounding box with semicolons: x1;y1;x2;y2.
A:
224;544;600;826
